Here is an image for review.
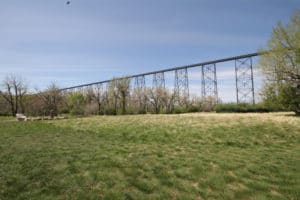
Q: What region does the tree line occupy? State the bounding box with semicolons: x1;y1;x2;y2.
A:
1;11;299;116
0;76;209;117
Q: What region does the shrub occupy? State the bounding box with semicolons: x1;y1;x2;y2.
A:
172;107;185;114
84;103;99;115
104;108;117;115
67;93;86;115
187;105;201;113
215;103;271;113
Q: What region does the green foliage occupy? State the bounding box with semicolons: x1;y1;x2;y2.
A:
260;83;285;111
67;93;86;115
0;96;10;116
116;78;130;114
262;82;300;113
0;111;10;116
215;103;271;113
137;109;147;114
0;113;299;199
171;105;201;114
260;10;300;115
104;108;117;115
172;106;186;114
187;104;201;113
277;83;300;112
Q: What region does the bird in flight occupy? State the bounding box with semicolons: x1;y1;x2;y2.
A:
66;1;70;5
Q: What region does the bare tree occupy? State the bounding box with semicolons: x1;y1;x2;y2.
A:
0;75;27;116
162;89;175;113
94;84;105;114
36;83;63;118
148;86;166;114
132;87;148;114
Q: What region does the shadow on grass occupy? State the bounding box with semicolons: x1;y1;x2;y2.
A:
284;113;300;117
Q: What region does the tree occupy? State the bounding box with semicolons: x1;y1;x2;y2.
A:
107;78;119;115
0;95;10;115
161;88;175;113
260;10;300;115
67;92;86;115
37;83;63;118
94;84;105;114
116;77;130;114
76;85;107;115
0;75;27;116
132;85;148;114
105;77;131;115
148;86;165;114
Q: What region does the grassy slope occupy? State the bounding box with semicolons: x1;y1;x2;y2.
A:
0;113;299;200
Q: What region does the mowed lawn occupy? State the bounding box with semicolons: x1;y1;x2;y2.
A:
0;113;299;200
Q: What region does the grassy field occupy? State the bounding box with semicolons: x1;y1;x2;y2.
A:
0;113;299;200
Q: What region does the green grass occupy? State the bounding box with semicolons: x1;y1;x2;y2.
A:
0;116;13;121
0;113;299;199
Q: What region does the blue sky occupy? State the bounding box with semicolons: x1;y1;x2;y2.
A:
0;0;299;101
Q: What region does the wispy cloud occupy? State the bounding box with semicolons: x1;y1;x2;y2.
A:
3;18;266;48
0;0;296;96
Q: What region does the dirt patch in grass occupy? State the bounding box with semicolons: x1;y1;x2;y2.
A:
270;189;282;197
227;182;248;191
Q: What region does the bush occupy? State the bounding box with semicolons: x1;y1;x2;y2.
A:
67;93;86;115
137;109;147;114
172;107;186;114
187;105;201;113
0;111;10;116
215;103;271;113
104;108;117;115
84;103;99;115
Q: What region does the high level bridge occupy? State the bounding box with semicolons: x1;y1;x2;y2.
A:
61;52;264;104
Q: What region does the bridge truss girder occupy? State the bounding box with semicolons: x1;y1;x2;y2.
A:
134;75;147;111
235;57;255;104
152;72;165;89
174;68;189;106
201;64;218;104
134;75;146;90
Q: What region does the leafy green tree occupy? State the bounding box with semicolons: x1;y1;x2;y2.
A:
116;77;130;114
67;92;86;115
260;10;300;115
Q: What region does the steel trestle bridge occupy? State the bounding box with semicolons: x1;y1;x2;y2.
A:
61;52;264;104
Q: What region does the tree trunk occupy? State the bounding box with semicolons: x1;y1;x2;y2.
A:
121;92;126;114
114;95;118;115
14;84;18;114
8;88;15;116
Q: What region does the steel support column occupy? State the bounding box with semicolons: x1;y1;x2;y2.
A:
134;75;146;90
235;57;255;104
152;72;165;89
95;83;103;97
134;75;147;112
76;86;84;94
67;88;74;94
201;64;218;104
174;68;189;105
